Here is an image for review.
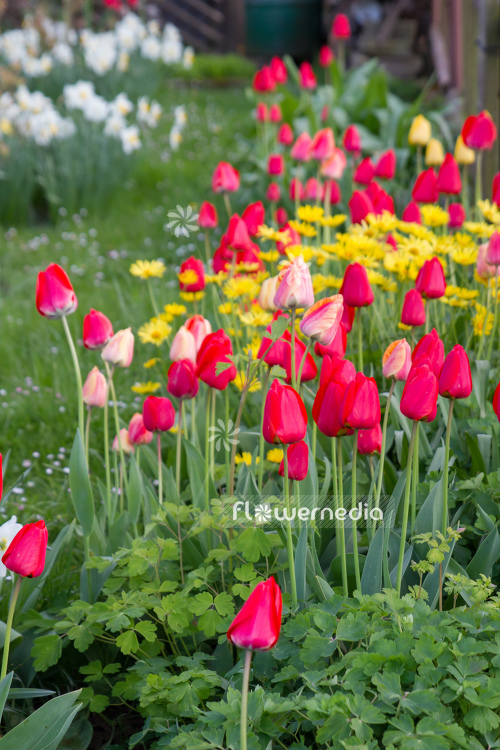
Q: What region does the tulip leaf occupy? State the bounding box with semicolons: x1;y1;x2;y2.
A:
314;576;336;601
0;672;13;724
472;360;490;418
295;523;308;603
127;454;143;526
466;527;500;580
0;689;81;750
69;430;94;538
414;478;444;539
361;525;384;595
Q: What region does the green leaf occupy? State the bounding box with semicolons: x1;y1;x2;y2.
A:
31;635;62;672
69;430;94;538
0;690;81;750
235;528;273;562
295;523;308;603
191;592;213;616
466;527;500;579
198;609;221;638
214;592;234;617
116;630;139;656
464;706;500;733
0;673;13;724
127;454;143;526
361;525;384;595
135;621;157;642
336;611;369;641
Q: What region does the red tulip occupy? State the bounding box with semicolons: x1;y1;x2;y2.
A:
198;201;218;229
386;234;398;251
412;168;438;203
279;440;308;480
321;104;329;123
269;103;282;123
341;303;356;333
358;424;382;455
315;321;347;358
320;148;347;179
401;289;426;327
448;203;465;229
253;66;275;93
415;257;446;299
374;149;396;180
179;256;205;292
309;128;335;161
278;123;294;146
263;379;307;444
226;214;253;251
227;577;282;651
267;154;284;176
128;413;153;445
212;161;240;193
256;314;290;366
437;153;461;195
2;520;48;578
283;335;317;384
319;45;334;66
343;125;361;154
366;181;394;215
304;177;323;202
412;328;444;378
402;201;422;224
319;354;355;387
486;231;500;266
353;157;375;185
256;102;268;122
167;359;199;400
400;363;438;422
461;111;497;150
83;309;113;350
332;12;351;39
270;56;287;84
342;372;381;430
288;177;304;201
493;382;500;421
299;61;317;90
438;345;472;399
342;262;374;307
36;263;77;319
142;395;175;432
291;133;312;162
239;202;263;237
492;172;500;205
349;190;374;224
266;182;281;202
313;376;352;438
275;207;288;225
324;179;341;204
196;330;236;390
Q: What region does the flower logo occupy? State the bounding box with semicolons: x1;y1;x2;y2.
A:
208;418;240;452
254;503;272;525
165;205;199;237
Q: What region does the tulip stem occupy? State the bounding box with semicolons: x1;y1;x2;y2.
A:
357;308;363;373
157;434;163;506
204;229;211;264
223;192;232;219
396;421;418;596
106;364;129;499
475;151;483;218
374;380;395;529
283;448;298;608
416;146;422;175
258;369;271;492
240;649;253;750
331;438;338;554
297;340;313;392
103;366;112;522
85;406;92;467
205;388;211;512
176;406;182;496
291;308;297;389
61;316;85;452
351;430;361;592
146;279;160;317
337;438;348;597
1;577;21;682
487;273;499;361
225;389;231;492
411;424;419;535
442;398;454;537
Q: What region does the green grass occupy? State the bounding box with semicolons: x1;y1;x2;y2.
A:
0;82;253;519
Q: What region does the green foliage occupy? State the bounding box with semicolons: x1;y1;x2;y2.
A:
174;54;256;84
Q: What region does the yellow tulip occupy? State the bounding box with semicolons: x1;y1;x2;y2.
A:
408;115;431;146
425;138;445;167
454;134;476;165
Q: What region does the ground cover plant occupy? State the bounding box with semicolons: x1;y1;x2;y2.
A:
0;8;500;750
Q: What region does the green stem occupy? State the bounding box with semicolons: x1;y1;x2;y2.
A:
204;229;211;264
85;406;92;467
284;448;298;608
337;438;348;597
176;405;182;495
103;365;112;521
240;649;253;750
351;430;361;592
374;380;395;524
296;340;313;392
475;151;483;218
487;272;499;361
157;433;163;506
1;577;21;681
61;316;85;448
291;308;297;389
258;369;271;492
210;389;216;485
417;145;422;175
357;307;363;373
205;388;211;512
147;279;160;316
411;423;419;535
107;365;129;497
224;192;232;219
191;398;196;445
442;398;454;536
225;388;230;491
396;421;419;596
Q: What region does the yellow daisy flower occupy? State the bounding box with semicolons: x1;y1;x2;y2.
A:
235;452;260;466
178;269;200;286
473;304;494;336
319;214;347;228
130;259;166;279
267;448;284;463
131;381;162;394
239;307;273;327
144;358;160;368
259;249;280;263
180;291;204;302
218;302;233;314
244;337;262;359
233;372;261;392
288;220;317;238
451;246;478;265
297;205;324;223
138;318;172;346
478;199;500;225
164;302;187;316
464;221;496;238
223;277;260;299
421;204;449;228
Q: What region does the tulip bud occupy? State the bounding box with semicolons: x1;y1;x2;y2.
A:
242;202;265;236
401;289;426;327
462;111;497;150
408;114;431;146
448;203;465;229
266;182;281;202
454;134;475;165
270;56;287;84
256;102;268;122
267;154;284;176
112;428;134;454
212;161;240;193
319;354;355;388
343;124;361;154
198;201;218;229
283;336;317;385
2;520;48;578
291;132;312;161
313;376;352;438
227;576;282;651
179;256;205;292
412;168;438;203
400;364;438;422
332;13;351;39
319;45;334;66
277;123;294;146
315;322;347;358
349;190;374;224
438;345;472;400
274;255;314;310
275;207;288;225
382;339;412;381
83;309;113;350
374;149;396;180
436;153;461;195
320;148;347;180
36;263;77;319
142;395;175;432
354;157;375;185
309;128;335;161
263;379;307;444
358;424;383;455
278;440;308;480
493;382;500;421
128;413;153;445
299;61;317;90
341;262;374;307
170;325;196;362
341;372;381;430
253;66;275;93
402;201;422;224
304;177;323;202
300;294;343;345
412;328;444;378
259;276;279;311
102;328;134;368
325;179;341;205
82;366;107;408
185;314;212;353
167;359;199;400
269;103;282;123
415;257;446;299
486;231;500;266
196;330;236;390
425;138;445;167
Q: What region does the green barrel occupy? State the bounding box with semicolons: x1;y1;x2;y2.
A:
245;0;322;59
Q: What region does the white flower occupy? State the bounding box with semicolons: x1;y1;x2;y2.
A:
82;95;109;123
183;46;194;70
161;38;183;64
0;516;23;578
120;125;141;154
140;36;161;61
174;105;187;127
52;42;74;66
63;80;96;110
169;127;183;151
105;113;127;138
137;97;162;128
111;92;133;117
